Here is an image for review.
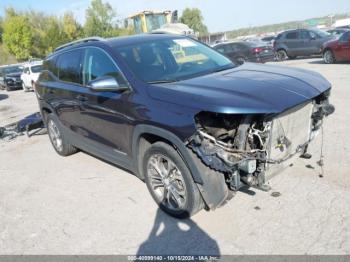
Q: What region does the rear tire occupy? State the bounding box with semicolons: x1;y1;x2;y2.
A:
143;142;203;218
323;49;335;64
46;114;77;156
276;49;288;61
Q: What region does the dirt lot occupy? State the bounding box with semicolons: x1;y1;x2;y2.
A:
0;58;350;255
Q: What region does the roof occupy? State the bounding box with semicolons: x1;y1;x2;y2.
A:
48;34;186;58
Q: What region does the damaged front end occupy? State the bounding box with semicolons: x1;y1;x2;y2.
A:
187;91;334;192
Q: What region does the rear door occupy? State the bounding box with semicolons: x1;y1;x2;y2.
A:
283;31;299;56
44;49;85;136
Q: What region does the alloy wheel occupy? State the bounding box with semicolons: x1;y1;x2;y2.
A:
48;119;63;152
277;50;288;61
323;50;334;64
147;154;187;211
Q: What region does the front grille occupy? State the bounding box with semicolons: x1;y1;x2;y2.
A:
266;102;314;176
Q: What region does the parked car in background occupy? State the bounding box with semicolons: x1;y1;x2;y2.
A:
327;28;349;36
21;61;43;92
274;29;335;60
0;64;23;91
260;35;275;46
323;31;350;64
36;35;333;218
213;41;275;64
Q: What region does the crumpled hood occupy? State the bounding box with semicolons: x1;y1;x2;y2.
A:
147;63;331;114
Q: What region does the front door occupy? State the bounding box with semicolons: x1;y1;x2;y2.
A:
337;32;350;60
77;47;134;158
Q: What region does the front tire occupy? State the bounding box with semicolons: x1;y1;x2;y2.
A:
323;49;335;64
235;56;246;65
22;82;28;92
143;142;203;218
46;114;77;156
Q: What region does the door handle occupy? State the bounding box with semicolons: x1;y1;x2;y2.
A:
76;94;88;102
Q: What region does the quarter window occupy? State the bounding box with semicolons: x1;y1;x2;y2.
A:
57;50;82;84
82;48;127;86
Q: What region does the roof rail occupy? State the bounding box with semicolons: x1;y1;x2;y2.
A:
54;37;105;52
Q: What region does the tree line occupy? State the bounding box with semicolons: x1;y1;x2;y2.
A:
0;0;208;62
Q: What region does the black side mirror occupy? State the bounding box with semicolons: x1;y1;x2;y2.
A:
88;76;129;92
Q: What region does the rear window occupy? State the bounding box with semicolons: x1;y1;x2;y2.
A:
285;32;298;39
57;50;82;84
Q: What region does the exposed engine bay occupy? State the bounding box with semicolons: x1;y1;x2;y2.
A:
187;91;335;192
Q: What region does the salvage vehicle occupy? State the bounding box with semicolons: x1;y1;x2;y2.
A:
0;64;24;91
213;41;275;64
274;29;335;60
322;31;350;64
36;35;334;218
21;61;43;92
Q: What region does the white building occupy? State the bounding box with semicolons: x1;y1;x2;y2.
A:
333;18;350;28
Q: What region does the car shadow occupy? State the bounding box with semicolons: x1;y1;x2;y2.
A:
136;208;220;257
308;60;350;65
0;94;9;101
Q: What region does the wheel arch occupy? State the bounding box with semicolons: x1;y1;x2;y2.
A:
132;124;229;209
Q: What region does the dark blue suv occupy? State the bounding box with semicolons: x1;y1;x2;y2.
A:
36;34;334;218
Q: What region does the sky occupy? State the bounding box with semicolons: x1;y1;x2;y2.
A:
0;0;349;32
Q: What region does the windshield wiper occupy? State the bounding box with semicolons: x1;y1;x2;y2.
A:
147;79;178;84
212;64;235;73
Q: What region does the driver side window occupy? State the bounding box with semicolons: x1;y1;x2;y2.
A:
82;48;127;86
340;32;350;43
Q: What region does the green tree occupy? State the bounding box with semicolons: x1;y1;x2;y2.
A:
2;9;33;60
41;16;70;54
84;0;117;37
180;8;208;36
0;17;3;42
63;12;82;40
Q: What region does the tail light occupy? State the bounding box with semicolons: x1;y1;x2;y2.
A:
252;47;263;54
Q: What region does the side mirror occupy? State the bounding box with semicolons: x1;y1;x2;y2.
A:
88;76;129;92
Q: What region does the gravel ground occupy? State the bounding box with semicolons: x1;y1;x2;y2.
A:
0;58;349;255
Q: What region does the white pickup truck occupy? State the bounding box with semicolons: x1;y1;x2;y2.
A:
21;61;43;92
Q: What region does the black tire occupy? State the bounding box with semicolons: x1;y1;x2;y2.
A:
323;49;335;64
5;86;11;92
235;56;246;65
143;142;203;218
46;114;77;156
276;49;288;61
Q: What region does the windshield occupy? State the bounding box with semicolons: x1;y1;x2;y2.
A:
116;37;234;83
145;14;167;32
31;65;43;73
312;29;331;38
5;66;23;74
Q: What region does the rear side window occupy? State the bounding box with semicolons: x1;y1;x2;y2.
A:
285;31;298;39
82;47;127;86
57;49;82;84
